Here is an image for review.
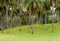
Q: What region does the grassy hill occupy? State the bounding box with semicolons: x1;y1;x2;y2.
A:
0;24;60;41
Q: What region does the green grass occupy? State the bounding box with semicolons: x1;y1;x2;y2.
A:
0;24;60;41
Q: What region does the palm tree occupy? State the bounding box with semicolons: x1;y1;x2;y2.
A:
2;0;9;29
16;0;23;31
43;0;50;30
56;0;60;23
6;0;12;29
23;0;44;34
0;0;7;32
9;0;13;28
50;0;56;32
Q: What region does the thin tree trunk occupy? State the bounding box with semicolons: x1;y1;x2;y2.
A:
1;20;2;29
52;12;54;32
19;17;22;31
28;13;31;33
10;8;12;28
31;1;34;34
38;12;40;24
1;13;3;30
19;10;22;31
45;12;48;30
45;13;47;24
57;13;60;24
57;12;59;24
6;5;9;34
19;0;22;31
31;16;34;34
31;2;34;34
1;18;3;32
6;5;9;29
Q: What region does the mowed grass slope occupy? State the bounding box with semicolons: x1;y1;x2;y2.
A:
0;24;60;41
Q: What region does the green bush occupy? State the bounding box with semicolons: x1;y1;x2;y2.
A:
48;16;57;23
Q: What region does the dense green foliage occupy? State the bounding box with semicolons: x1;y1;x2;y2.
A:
0;0;60;29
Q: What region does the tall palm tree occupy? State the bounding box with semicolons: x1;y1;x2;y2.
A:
6;0;12;29
16;0;23;31
56;0;60;23
1;0;9;28
0;0;7;32
50;0;56;32
23;0;44;34
9;0;13;28
44;0;50;24
43;0;50;30
6;0;12;28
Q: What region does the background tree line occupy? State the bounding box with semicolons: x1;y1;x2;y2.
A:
0;0;60;30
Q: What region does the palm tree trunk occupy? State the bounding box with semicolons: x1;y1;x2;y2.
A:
45;12;48;30
50;0;55;33
19;9;22;31
10;9;12;28
52;12;54;32
19;0;22;31
0;13;3;30
31;16;34;34
57;12;59;24
6;5;9;29
45;13;47;24
1;20;2;29
31;1;34;34
1;17;3;32
19;17;22;31
28;13;31;33
38;12;40;24
9;0;13;28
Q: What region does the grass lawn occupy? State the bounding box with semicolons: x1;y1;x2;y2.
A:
0;24;60;41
